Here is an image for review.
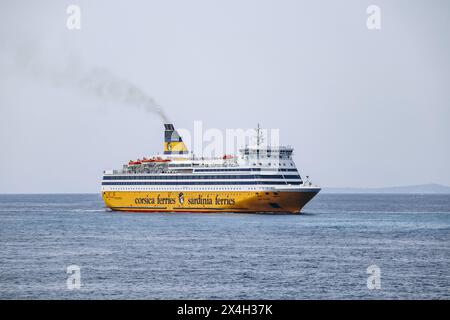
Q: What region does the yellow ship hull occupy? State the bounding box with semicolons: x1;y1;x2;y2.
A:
102;190;320;214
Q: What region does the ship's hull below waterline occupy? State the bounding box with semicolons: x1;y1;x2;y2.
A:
102;189;320;214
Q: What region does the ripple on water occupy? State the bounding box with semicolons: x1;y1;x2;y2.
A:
0;193;449;299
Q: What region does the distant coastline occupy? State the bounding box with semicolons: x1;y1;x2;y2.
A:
322;183;450;194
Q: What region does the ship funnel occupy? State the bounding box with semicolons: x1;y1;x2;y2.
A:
164;124;189;155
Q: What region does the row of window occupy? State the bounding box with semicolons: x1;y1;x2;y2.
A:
193;168;298;172
102;181;302;186
242;149;292;154
106;187;274;191
105;187;266;191
168;164;192;167
103;174;301;180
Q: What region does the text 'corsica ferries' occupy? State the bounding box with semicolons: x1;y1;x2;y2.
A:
101;124;320;213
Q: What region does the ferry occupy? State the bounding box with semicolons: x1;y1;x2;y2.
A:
101;124;320;213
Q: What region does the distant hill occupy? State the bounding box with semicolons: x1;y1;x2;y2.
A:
322;183;450;194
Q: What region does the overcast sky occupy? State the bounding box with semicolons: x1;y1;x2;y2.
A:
1;0;449;193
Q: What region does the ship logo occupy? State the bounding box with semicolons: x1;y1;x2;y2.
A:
167;142;172;151
178;192;184;205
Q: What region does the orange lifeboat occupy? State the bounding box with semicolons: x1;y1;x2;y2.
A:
152;156;171;163
141;157;155;163
128;160;142;165
139;157;171;163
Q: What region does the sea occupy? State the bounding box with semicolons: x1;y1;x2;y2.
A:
0;193;449;299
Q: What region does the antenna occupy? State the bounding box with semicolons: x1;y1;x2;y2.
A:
255;123;264;148
256;123;260;148
255;123;265;161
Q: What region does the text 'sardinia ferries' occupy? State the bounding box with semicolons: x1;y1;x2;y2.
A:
101;124;320;213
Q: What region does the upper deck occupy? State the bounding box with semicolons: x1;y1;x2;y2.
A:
104;144;298;176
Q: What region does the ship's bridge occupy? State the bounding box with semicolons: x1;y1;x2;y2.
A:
239;146;293;160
